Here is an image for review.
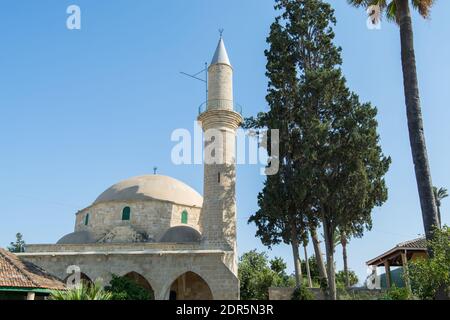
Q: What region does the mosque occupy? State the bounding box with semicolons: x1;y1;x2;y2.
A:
17;36;243;300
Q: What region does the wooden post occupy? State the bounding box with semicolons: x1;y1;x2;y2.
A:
401;251;411;293
26;292;35;300
384;261;392;289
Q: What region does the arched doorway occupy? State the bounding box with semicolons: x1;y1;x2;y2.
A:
168;272;213;300
123;272;155;300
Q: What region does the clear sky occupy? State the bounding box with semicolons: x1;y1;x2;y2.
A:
0;0;449;284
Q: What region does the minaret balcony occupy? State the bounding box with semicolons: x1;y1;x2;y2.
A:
198;99;243;116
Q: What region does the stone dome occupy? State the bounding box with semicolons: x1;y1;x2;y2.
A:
159;226;202;243
94;175;203;208
57;231;97;244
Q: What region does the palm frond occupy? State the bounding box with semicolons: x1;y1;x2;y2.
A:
348;0;436;23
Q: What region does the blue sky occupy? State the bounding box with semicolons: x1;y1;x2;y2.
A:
0;0;449;284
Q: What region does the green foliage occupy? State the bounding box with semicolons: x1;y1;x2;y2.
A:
408;226;450;300
348;0;436;20
239;250;294;300
104;274;153;300
50;282;112;300
7;233;25;253
247;0;390;300
336;270;359;287
291;285;314;300
379;285;411;301
301;256;319;283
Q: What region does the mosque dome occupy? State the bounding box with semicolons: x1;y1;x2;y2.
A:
94;175;203;208
160;226;202;243
57;231;96;244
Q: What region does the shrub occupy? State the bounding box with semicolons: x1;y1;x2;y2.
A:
104;274;153;300
291;285;314;300
408;226;450;300
379;285;411;300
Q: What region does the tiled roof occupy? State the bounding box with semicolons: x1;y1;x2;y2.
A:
0;248;65;290
395;237;427;249
366;237;428;266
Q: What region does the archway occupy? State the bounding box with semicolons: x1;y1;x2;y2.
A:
64;272;93;287
123;272;155;300
168;272;213;300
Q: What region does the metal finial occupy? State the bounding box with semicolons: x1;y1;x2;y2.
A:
153;166;158;175
219;28;224;38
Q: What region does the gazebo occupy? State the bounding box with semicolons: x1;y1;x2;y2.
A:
366;237;428;289
0;248;65;300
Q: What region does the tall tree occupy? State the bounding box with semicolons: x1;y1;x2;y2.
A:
249;173;308;287
273;0;391;299
245;0;317;288
309;226;328;286
8;233;26;253
303;240;313;287
433;187;448;227
347;0;439;243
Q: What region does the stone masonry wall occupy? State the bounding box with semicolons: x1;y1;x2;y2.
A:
19;251;239;300
74;200;201;242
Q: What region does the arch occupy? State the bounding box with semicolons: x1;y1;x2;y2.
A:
122;206;131;221
167;271;213;300
64;272;93;287
122;272;155;300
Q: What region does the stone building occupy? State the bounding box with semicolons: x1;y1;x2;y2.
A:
17;36;242;300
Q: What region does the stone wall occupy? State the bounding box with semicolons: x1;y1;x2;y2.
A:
74;200;201;242
19;249;239;300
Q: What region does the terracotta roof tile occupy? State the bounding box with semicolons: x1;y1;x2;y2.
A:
0;248;65;290
396;237;427;249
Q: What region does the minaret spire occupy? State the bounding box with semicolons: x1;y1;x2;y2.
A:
210;34;231;67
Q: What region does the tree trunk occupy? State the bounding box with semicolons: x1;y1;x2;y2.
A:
291;240;303;287
340;232;349;288
322;218;336;300
310;226;328;284
437;204;442;228
396;0;439;245
303;244;313;288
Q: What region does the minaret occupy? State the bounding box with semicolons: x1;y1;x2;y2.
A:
198;36;242;275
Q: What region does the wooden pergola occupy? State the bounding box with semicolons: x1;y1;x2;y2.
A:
366;237;428;289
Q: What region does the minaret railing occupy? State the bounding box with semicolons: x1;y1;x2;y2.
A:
198;99;243;115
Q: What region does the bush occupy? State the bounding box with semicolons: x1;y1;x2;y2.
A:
239;250;294;300
336;270;359;287
379;285;411;300
408;226;450;300
291;285;314;300
104;274;153;300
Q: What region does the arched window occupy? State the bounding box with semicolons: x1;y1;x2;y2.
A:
122;207;131;221
181;210;188;224
84;214;89;226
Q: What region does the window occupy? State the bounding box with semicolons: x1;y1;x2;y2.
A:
181;210;188;224
84;214;89;226
122;207;131;221
218;172;221;183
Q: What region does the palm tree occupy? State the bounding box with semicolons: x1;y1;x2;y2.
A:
339;231;350;288
303;242;313;288
433;186;448;227
347;0;440;243
50;282;112;300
